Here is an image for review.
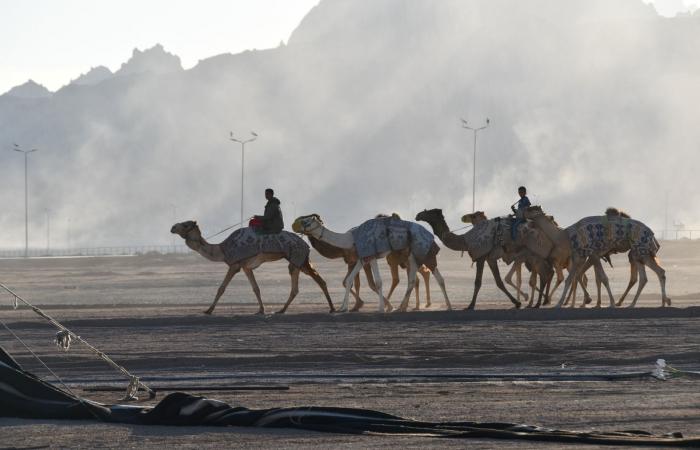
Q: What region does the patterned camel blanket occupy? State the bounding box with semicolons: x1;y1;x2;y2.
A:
351;217;437;264
568;216;659;258
462;217;523;261
220;228;310;268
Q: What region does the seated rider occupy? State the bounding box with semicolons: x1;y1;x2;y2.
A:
254;188;284;234
510;186;531;240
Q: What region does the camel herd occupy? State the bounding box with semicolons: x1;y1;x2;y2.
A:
170;205;669;315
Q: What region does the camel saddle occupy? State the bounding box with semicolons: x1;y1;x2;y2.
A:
220;228;310;267
351;217;438;265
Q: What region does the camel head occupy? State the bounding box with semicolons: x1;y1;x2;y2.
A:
170;220;201;239
523;205;545;220
461;211;487;224
415;208;444;224
292;214;323;234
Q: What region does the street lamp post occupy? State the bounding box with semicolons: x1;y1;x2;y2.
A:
461;118;490;212
10;144;38;257
229;131;258;228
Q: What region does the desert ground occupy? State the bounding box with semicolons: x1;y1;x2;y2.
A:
1;240;700;448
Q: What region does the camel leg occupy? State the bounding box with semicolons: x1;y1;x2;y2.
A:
628;263;648;308
557;258;585;307
350;265;365;312
243;268;265;314
431;267;451;310
533;263;549;308
294;261;335;314
487;257;521;308
505;259;527;303
413;268;421;311
363;264;379;293
370;259;388;313
616;255;638;306
466;259;485;310
528;269;537;308
204;265;240;315
385;259;400;303
397;255;419;312
547;265;566;302
341;260;364;313
591;257;615;308
642;255;671;307
422;268;432;308
276;265;303;314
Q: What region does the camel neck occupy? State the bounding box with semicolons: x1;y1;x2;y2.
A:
185;234;226;262
532;216;566;244
308;235;345;259
423;216;468;252
306;224;354;249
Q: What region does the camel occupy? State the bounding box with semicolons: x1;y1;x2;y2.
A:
415;209;521;310
523;206;670;308
385;249;439;310
171;221;334;315
306;234;373;311
292;214;450;313
307;235;438;311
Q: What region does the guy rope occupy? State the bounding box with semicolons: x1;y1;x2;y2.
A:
0;281;155;401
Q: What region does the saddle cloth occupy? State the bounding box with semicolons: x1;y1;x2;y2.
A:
351;217;437;264
568;216;659;258
220;228;310;268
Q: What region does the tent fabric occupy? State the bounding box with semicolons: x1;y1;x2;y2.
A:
1;345;699;446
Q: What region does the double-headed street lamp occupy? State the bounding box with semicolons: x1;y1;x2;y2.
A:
229;131;258;228
9;144;39;257
461;118;490;212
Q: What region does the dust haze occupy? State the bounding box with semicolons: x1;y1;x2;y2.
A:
1;0;698;248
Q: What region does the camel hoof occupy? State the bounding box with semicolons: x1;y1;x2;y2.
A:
255;310;265;315
328;308;336;313
274;309;286;314
203;309;213;315
464;306;475;311
425;303;432;308
412;307;420;311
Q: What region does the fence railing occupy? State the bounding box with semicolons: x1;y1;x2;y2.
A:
0;245;191;258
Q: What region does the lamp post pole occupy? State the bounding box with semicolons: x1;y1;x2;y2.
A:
230;131;258;228
10;144;38;257
461;118;490;212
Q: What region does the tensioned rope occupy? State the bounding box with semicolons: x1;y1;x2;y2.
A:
205;220;245;240
0;281;155;401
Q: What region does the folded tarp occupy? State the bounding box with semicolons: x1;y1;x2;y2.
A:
1;344;698;447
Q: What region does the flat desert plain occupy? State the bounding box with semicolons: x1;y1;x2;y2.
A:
1;240;699;448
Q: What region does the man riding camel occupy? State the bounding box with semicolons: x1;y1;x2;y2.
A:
254;188;284;234
511;186;531;240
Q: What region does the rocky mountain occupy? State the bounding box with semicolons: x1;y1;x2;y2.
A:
0;0;698;247
70;66;113;87
3;80;52;99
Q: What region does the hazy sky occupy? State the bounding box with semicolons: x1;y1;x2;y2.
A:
0;0;697;95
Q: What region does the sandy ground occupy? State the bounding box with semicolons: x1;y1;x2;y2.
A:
1;240;700;448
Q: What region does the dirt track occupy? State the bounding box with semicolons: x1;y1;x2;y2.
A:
1;245;699;448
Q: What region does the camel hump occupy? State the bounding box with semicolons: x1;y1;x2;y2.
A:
605;207;631;218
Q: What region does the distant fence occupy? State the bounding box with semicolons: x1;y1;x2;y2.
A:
0;245;191;258
657;230;700;241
